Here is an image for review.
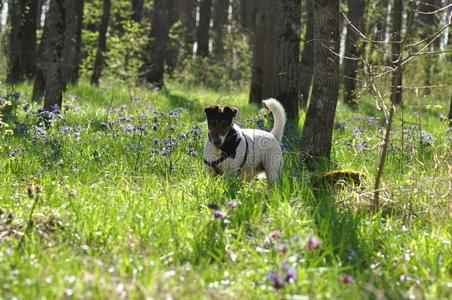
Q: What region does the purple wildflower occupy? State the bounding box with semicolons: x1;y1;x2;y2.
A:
228;200;238;210
161;148;171;156
339;274;354;284
60;126;73;134
351;126;363;136
213;210;225;219
266;270;284;290
166;140;176;148
134;124;147;132
22;103;30;111
9;147;20;157
306;236;322;251
187;147;198;157
207;203;219;210
282;261;297;283
191;125;203;138
277;244;287;256
270;230;281;239
152;139;159;146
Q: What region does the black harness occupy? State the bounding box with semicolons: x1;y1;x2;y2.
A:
203;128;249;175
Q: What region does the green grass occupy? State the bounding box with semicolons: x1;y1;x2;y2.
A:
0;79;451;299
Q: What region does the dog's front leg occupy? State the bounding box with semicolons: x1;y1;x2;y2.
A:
223;167;240;180
206;166;218;177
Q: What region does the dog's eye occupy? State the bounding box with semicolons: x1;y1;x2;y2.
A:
208;120;218;126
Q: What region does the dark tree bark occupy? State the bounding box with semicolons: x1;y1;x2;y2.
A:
249;0;266;103
272;0;301;119
131;0;145;22
165;0;182;74
300;0;340;169
32;0;67;111
91;0;112;86
63;0;83;83
6;0;24;83
261;0;278;99
299;0;314;108
343;0;366;106
6;0;38;82
239;0;255;31
212;0;229;60
196;0;212;57
21;0;38;78
249;0;278;103
180;0;197;59
390;0;403;105
140;0;172;88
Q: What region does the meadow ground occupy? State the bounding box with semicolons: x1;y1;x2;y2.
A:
0;80;451;299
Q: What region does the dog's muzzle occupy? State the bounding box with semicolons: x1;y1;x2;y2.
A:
209;134;222;148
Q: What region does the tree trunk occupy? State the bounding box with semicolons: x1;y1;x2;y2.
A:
249;0;278;103
180;0;197;60
140;0;172;88
390;0;403;105
131;0;145;22
239;0;255;31
299;0;314;108
164;0;181;75
32;0;67;111
63;0;83;83
261;0;278;98
6;0;24;83
196;0;212;57
343;0;366;106
213;0;229;60
249;0;266;103
300;0;340;169
90;0;111;86
21;0;38;78
272;0;301;119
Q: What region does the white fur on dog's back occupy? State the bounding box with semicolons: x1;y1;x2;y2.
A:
262;98;286;142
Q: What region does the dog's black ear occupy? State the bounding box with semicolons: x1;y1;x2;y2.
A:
224;106;237;118
204;105;219;117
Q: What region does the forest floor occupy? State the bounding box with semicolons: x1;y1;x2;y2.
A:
0;80;451;299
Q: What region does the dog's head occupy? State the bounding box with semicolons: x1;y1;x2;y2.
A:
204;105;237;148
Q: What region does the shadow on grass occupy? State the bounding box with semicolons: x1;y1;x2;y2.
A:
161;87;204;113
301;159;399;297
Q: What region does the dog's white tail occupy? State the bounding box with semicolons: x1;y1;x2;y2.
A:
262;98;286;142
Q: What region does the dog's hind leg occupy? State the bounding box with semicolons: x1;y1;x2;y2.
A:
263;153;283;184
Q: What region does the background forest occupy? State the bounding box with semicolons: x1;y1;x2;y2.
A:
0;0;451;299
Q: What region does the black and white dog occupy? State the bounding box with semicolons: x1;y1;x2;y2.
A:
202;99;287;183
